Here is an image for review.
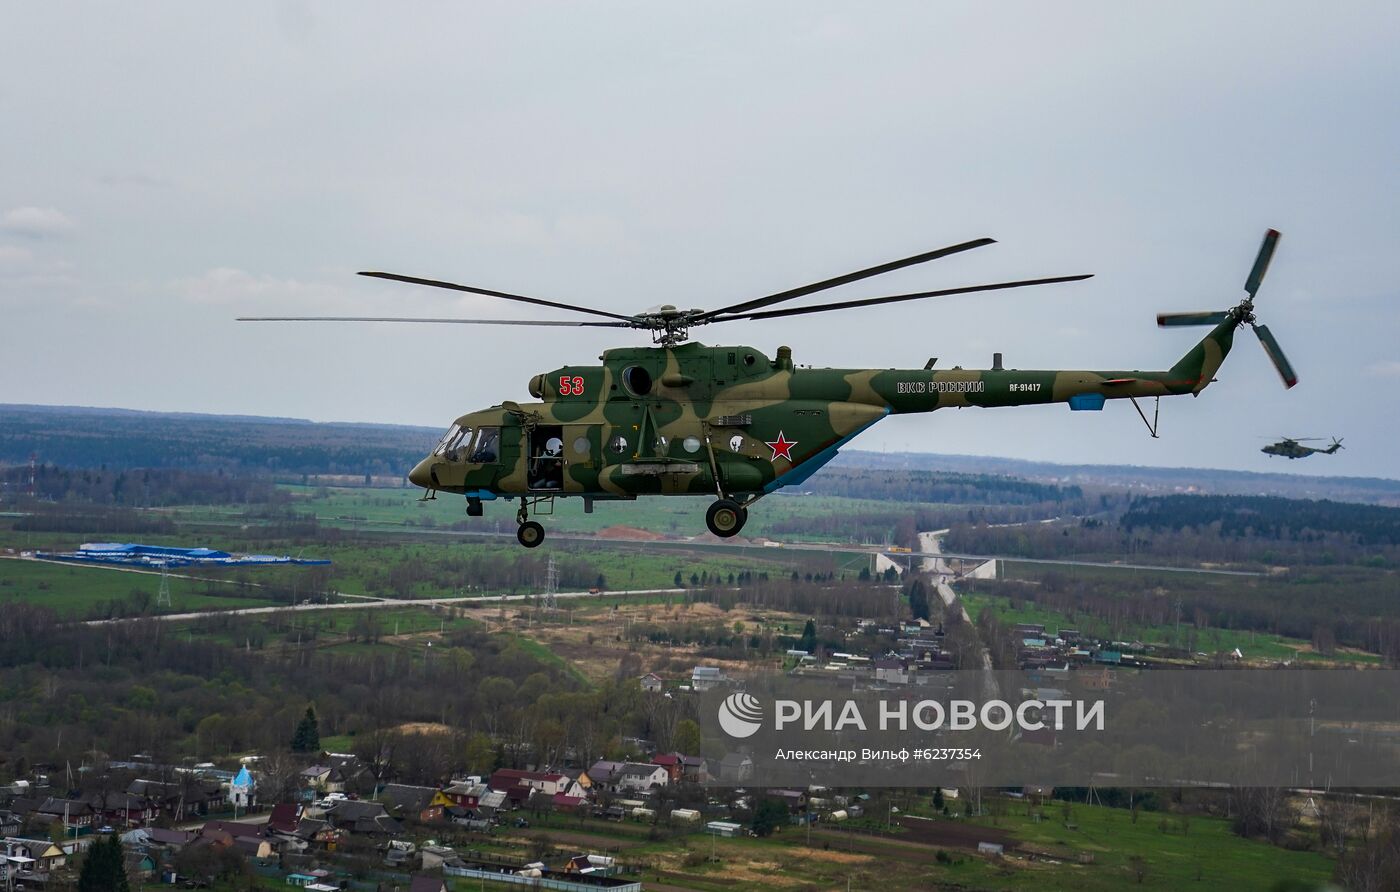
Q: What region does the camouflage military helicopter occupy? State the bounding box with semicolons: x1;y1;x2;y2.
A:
1261;436;1343;459
242;229;1295;547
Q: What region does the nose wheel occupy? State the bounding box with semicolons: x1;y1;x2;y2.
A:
515;497;547;548
516;521;545;548
705;499;748;538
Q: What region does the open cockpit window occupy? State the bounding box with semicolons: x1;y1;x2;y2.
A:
469;426;500;463
434;424;471;458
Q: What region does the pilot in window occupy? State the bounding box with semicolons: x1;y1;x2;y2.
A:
470;427;500;463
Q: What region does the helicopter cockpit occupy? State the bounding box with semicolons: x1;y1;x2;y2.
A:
432;423;499;464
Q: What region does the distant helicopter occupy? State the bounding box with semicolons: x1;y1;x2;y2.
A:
1261;436;1344;459
242;229;1296;547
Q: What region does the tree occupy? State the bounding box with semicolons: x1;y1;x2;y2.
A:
463;732;497;776
79;835;130;892
673;719;701;756
932;788;945;811
908;579;930;621
291;705;321;753
751;798;789;838
798;619;817;652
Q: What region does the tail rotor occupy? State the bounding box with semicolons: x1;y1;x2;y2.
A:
1157;229;1297;389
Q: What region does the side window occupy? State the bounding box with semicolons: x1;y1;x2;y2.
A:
469;427;500;463
435;424;471;459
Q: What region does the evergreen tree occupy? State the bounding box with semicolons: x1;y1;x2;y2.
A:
798;619;817;652
291;705;320;753
909;579;931;621
751;798;789;838
79;835;130;892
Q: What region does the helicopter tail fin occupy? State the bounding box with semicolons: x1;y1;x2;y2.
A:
1166;316;1239;395
1326;438;1344;454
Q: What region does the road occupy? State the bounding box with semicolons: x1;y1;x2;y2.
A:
80;588;686;626
918;528;994;675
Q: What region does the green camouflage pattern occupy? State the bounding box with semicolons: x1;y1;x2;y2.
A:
408;317;1238;504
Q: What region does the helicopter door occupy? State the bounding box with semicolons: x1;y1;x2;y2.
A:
527;425;565;491
563;424;597;470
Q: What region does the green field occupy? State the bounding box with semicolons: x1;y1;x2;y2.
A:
962;591;1381;664
183;483;950;544
482;798;1333;891
0;558;280;617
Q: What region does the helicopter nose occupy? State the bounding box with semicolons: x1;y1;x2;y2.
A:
408;457;436;489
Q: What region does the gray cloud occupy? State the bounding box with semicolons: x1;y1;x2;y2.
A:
1;207;77;238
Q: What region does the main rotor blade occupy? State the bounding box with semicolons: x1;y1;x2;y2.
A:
1157;311;1231;327
1244;229;1280;299
1253;322;1298;388
358;271;636;323
705;274;1091;322
695;237;995;322
237;316;629;327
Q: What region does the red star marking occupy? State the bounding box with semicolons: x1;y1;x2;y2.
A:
766;430;797;462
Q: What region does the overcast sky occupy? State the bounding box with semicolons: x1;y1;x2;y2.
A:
4;3;1399;478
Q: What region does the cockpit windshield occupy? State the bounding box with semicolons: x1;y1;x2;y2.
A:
434;424;471;458
469;426;500;463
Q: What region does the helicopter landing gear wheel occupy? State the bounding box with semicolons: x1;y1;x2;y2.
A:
517;521;545;548
705;499;747;538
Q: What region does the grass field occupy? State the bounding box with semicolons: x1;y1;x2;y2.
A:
962;591;1381;664
481;798;1334;891
189;483;952;544
0;558;280;617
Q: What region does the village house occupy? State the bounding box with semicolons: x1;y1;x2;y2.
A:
614;763;670;794
690;666;726;691
712;753;754;784
639;672;664;693
323;800;403;836
487;769;585;799
82;791;155;828
299;764;343;795
585;761;624;788
31;797;95;836
873;658;912;685
266;803;303;835
381;784;444;824
3;837;67;872
127;777;220;821
650;753;708;784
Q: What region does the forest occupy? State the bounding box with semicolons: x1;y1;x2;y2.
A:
0;600;697;787
1122;493;1400;546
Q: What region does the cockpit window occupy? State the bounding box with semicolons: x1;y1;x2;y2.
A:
434;424;470;458
469;426;500;463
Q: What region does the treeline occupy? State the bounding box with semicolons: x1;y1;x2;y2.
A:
945;516;1399;568
3;464;283;507
805;467;1087;506
0;405;431;476
3;462;284;504
1124;494;1400;547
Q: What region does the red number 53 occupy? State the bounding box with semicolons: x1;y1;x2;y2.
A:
558;375;585;396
